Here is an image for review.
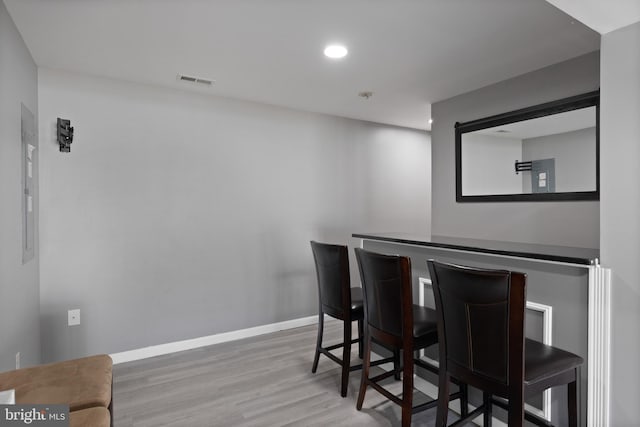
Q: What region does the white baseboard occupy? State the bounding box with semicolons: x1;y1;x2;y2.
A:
110;315;319;364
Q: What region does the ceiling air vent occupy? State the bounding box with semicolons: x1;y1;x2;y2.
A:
177;74;215;86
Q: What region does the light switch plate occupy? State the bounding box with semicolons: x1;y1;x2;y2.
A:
68;309;81;326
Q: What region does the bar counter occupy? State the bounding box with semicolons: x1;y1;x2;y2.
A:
352;232;608;427
352;232;599;265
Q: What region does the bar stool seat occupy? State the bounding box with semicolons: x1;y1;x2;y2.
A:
412;305;439;343
524;339;583;393
350;288;364;312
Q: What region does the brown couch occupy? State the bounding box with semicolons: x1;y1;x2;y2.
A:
0;354;113;426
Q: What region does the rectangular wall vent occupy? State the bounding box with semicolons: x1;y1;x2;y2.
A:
177;74;214;86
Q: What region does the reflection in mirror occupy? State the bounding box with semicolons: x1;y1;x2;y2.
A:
455;91;599;202
462;107;596;196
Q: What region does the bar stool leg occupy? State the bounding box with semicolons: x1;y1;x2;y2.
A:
460;383;468;417
341;317;352;397
393;348;401;380
436;370;450;427
507;392;524;427
483;392;492;427
356;334;372;410
311;309;323;373
568;371;578;427
401;345;414;427
357;319;363;359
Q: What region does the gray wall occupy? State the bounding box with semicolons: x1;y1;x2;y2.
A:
600;21;640;426
37;68;431;362
522;127;596;193
461;133;522;196
0;0;40;371
431;52;600;248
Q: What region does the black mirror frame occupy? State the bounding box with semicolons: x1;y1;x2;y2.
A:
455;90;600;202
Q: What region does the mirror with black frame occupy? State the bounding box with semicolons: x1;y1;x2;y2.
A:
455;91;599;202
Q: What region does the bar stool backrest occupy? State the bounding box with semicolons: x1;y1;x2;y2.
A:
428;260;527;395
355;249;411;343
310;241;351;320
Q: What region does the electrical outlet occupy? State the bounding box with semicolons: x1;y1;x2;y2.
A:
15;352;20;370
68;309;81;326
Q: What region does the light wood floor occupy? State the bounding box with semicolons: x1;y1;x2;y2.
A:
113;320;460;426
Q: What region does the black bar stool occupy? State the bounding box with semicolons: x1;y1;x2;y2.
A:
427;260;583;427
354;248;467;427
310;241;396;397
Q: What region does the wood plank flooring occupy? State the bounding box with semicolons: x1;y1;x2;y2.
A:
113;320;458;426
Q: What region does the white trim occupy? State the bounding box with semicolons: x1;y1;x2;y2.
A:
110;315;318;364
525;301;553;421
526;301;553;346
418;277;431;309
587;265;611;427
417;277;439;367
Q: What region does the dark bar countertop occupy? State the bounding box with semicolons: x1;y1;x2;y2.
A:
352;233;599;265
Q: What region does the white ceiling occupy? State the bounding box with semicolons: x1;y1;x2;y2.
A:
546;0;640;34
478;106;596;139
5;0;600;130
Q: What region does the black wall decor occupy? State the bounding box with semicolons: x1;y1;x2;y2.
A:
455;90;600;202
57;118;74;152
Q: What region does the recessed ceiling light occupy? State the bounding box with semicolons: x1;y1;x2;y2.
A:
429;118;434;124
324;45;348;59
